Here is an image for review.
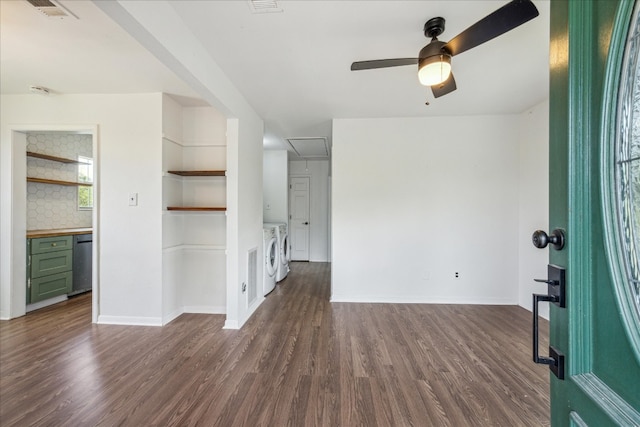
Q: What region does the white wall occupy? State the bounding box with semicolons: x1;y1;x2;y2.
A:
1;93;163;323
518;100;550;318
263;150;288;223
332;116;521;304
234;117;265;327
96;1;266;329
289;160;331;262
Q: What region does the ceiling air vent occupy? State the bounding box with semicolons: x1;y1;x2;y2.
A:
248;0;283;14
25;0;77;19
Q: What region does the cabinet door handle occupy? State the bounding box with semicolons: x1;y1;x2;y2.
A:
51;243;57;247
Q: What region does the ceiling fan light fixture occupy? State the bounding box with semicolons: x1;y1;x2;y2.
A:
418;54;451;86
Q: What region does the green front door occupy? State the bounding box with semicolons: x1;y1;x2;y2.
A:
547;0;640;425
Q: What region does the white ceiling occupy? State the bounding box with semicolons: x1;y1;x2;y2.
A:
0;0;205;104
0;0;550;158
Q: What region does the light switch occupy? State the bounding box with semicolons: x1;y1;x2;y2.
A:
129;193;138;206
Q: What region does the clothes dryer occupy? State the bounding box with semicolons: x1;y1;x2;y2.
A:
264;222;289;282
263;226;279;295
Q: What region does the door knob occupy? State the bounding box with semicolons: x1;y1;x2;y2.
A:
532;229;565;250
303;222;309;225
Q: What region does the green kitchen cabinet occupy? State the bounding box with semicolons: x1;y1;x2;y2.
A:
29;272;73;304
31;250;73;278
30;235;72;254
27;236;73;304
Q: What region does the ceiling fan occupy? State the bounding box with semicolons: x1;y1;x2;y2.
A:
350;0;539;99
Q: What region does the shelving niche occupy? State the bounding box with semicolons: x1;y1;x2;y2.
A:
162;95;227;321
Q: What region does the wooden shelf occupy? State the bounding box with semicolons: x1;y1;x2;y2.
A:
27;177;92;187
27;151;91;165
167;170;225;177
167;207;226;211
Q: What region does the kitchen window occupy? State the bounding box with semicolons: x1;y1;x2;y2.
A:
78;156;93;210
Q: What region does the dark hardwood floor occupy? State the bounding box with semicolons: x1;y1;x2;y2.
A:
1;262;549;426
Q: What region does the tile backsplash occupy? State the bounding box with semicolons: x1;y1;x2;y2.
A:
27;132;93;230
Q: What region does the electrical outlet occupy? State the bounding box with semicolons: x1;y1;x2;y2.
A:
455;272;459;279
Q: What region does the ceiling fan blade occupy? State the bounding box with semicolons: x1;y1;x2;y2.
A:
351;58;418;71
443;0;539;57
431;73;457;98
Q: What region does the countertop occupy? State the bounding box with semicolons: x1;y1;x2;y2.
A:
27;228;93;239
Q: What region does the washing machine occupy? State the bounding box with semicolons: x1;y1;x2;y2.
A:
264;222;289;282
263;226;279;295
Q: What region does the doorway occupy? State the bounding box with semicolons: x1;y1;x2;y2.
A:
7;125;99;322
289;176;310;261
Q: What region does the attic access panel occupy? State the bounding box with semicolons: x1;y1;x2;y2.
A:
287;137;329;158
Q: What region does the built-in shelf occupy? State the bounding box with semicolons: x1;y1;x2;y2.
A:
27;151;91;165
27;177;92;187
166;207;226;211
165;170;226;211
167;170;226;177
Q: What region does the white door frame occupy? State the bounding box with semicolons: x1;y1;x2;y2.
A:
4;124;99;322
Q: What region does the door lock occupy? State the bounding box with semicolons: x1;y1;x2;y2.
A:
532;264;566;379
532;229;565;250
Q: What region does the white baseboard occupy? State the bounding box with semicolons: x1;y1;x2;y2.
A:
183;305;226;314
223;319;239;329
329;295;516;305
223;296;265;330
97;315;163;326
162;308;183;325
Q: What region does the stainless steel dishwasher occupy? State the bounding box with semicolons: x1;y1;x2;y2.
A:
71;233;92;295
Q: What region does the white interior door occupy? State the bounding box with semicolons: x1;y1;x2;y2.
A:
289;176;310;261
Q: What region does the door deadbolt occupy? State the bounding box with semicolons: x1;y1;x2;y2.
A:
532;229;565;250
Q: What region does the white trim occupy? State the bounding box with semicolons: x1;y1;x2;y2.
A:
224;295;264;329
162;244;226;253
162;134;182;146
330;295;517;305
162;308;182;325
97;315;163;326
223;319;239;329
183;305;226;314
4;124;100;323
162;134;227;148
